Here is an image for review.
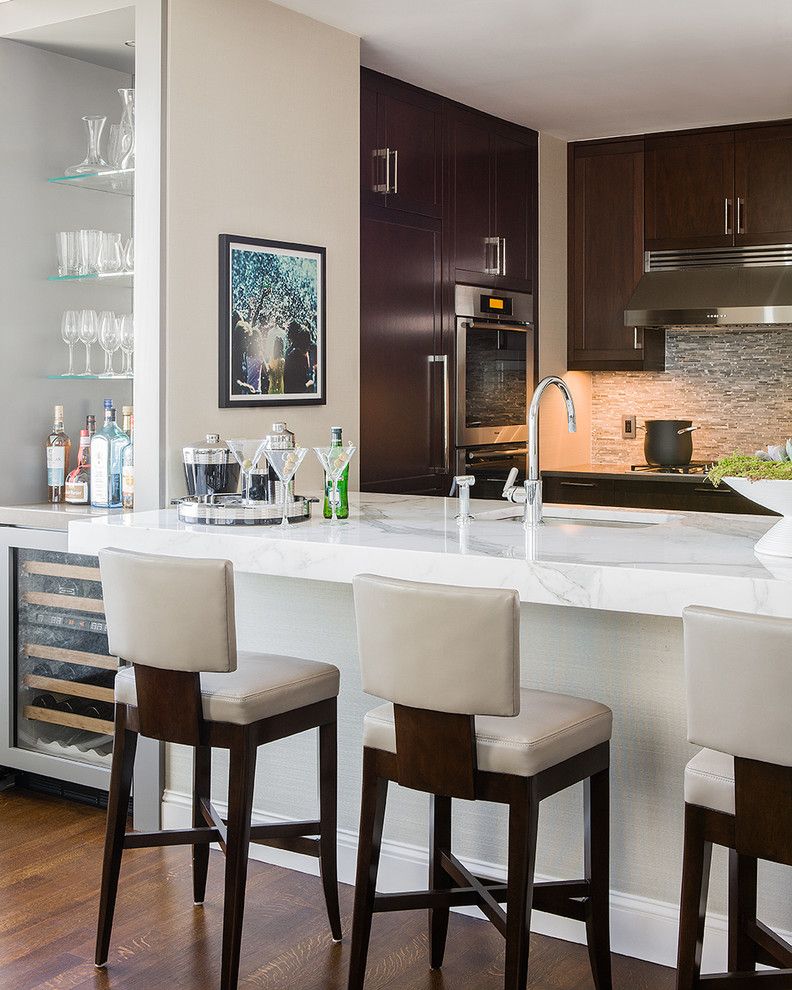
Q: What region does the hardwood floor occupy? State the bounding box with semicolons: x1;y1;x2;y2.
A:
0;787;674;990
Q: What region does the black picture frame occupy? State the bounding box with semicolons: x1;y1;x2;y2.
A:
218;233;327;408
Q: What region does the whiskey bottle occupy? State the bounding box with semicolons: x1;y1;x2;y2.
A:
65;429;91;504
46;405;71;503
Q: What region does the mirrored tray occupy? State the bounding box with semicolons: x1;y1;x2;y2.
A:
177;494;313;526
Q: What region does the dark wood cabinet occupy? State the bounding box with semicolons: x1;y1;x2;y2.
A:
360;211;446;495
449;109;535;290
734;124;792;245
645;130;735;250
543;476;615;507
360;72;442;219
568;140;664;371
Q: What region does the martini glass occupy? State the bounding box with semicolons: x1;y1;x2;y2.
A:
314;444;356;522
225;439;268;506
263;446;308;526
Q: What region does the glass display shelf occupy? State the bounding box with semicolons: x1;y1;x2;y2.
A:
46;374;133;381
48;272;133;285
47;168;134;196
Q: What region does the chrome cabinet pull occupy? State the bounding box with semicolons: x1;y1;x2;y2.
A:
724;197;732;235
633;327;643;350
560;481;596;488
737;197;744;234
390;148;398;194
499;237;506;275
429;355;450;471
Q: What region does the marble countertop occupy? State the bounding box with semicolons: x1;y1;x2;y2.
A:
66;492;792;619
0;502;120;532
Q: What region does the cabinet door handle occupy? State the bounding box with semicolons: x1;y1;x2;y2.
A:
499;237;506;275
724;197;732;235
484;237;499;275
736;197;744;234
633;327;643;350
390;148;398;194
693;486;729;494
560;481;596;488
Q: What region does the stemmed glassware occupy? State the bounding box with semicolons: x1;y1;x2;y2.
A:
119;314;134;376
314;444;356;523
78;309;98;375
263;447;308;526
98;311;119;376
60;310;79;375
225;439;269;506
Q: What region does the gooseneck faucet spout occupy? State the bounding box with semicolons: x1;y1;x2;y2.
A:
503;376;576;528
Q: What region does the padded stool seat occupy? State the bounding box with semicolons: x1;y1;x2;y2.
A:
116;650;340;726
363;688;612;777
684;748;735;815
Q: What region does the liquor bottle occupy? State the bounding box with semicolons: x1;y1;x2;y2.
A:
90;399;130;508
46;405;71;503
122;413;135;509
323;426;349;519
64;429;91;504
86;414;96;438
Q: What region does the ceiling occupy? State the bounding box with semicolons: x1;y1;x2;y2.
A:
7;6;134;73
274;0;792;140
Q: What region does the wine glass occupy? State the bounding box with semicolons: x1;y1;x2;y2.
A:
264;447;308;526
98;311;119;376
314;444;356;523
78;309;98;375
60;310;79;375
225;439;269;506
119;314;134;375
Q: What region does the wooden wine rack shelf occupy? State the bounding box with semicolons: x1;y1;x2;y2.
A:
22;561;101;582
22;643;117;671
22;674;114;704
22;591;104;614
23;705;113;736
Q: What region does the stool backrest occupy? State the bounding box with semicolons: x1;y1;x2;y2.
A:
100;548;237;673
353;574;520;799
684;605;792;864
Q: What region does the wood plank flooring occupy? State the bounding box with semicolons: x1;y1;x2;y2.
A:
0;787;674;990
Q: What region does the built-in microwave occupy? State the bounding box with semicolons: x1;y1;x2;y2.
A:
454;284;535;449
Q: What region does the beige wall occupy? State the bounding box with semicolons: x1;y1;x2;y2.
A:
537;132;592;469
165;0;360;498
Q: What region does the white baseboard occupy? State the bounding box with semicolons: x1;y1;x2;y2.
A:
162;790;789;973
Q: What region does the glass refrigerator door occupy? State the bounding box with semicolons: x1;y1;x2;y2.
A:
13;548;117;781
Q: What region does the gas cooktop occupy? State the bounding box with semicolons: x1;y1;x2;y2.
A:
630;461;713;475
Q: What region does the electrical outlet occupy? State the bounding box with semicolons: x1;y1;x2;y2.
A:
621;415;637;440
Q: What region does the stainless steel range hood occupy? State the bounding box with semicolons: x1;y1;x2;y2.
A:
624;245;792;327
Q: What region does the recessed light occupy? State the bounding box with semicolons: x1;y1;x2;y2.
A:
124;40;135;47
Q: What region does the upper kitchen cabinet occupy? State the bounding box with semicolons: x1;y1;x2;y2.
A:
568;140;664;371
734;123;792;245
449;107;536;290
644;130;735;250
360;69;443;218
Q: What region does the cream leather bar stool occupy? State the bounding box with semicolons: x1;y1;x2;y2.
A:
676;606;792;990
95;548;342;990
347;574;614;990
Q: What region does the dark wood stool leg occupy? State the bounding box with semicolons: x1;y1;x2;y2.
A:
728;850;758;973
429;794;452;969
95;707;138;967
675;804;713;990
319;718;343;941
504;780;539;990
584;766;612;990
220;727;257;990
193;744;212;905
347;748;389;990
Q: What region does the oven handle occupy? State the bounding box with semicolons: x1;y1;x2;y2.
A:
462;320;531;333
429;354;450;471
467;447;528;462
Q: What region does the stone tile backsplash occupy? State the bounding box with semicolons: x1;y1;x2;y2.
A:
591;327;792;463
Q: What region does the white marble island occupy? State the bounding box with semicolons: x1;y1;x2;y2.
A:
68;492;792;618
67;494;792;969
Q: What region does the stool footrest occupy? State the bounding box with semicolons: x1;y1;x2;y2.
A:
374;886;507;912
124;827;220;849
700;972;792;988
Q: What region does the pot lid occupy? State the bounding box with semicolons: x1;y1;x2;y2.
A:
183;434;231;463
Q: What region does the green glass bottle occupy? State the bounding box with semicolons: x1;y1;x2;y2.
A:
323;426;349;519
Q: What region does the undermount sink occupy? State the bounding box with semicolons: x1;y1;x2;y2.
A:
473;505;680;528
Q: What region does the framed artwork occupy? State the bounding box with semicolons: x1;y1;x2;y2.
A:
218;234;326;407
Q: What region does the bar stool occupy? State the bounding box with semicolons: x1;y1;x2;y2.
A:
347;574;614;990
676;606;792;990
95;548;342;990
